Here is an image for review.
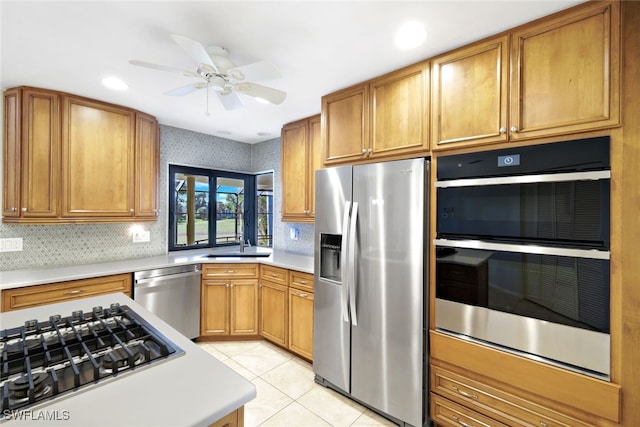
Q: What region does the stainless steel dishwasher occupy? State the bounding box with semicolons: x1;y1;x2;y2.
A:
134;264;201;339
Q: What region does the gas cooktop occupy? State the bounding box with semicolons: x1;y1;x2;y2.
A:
0;303;184;419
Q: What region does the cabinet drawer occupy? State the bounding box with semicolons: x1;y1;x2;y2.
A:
260;265;288;286
431;366;592;427
431;393;507;427
203;264;258;279
1;274;132;312
290;271;313;292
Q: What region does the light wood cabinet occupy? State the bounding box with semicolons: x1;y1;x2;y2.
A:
509;1;619;141
322;62;429;166
431;394;508;427
134;112;159;218
2;87;60;219
2;87;159;223
430;331;621;426
432;2;619;150
1;274;132;312
259;279;288;346
208;406;244;427
288;285;313;360
322;84;369;166
201;264;259;337
280;114;321;222
431;35;509;148
62;95;135;218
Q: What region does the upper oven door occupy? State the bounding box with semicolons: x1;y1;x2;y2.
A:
436;171;611;249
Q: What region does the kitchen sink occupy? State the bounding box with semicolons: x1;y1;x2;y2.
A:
203;252;272;258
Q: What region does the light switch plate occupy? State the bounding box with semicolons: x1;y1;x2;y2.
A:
289;227;299;241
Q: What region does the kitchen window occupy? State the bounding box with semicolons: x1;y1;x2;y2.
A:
168;165;271;251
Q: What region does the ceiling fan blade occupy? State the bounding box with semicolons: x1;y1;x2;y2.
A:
234;82;287;105
164;83;205;96
171;34;217;70
227;60;282;82
216;91;244;111
129;60;199;78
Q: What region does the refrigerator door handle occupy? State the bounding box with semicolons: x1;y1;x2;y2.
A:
348;201;359;326
341;201;351;323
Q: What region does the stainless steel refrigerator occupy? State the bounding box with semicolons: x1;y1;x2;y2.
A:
313;158;428;427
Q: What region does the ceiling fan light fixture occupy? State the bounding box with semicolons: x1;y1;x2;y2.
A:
102;76;128;91
395;21;427;50
255;97;270;104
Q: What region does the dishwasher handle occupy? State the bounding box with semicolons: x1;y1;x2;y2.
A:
134;270;202;287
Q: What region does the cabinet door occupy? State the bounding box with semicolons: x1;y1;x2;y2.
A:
201;280;230;336
370;62;430;158
2;88;21;218
134;113;159;218
322;84;369;166
307;115;322;218
61;96;135;217
259;280;288;346
510;2;620;140
230;279;258;335
288;288;314;360
432;36;509;149
21;88;60;218
281;119;309;221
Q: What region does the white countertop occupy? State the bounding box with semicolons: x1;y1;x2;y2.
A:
0;247;314;290
0;294;256;426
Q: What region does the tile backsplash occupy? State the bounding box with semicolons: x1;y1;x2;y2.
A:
0;124;314;272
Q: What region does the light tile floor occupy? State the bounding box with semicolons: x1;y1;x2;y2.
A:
198;341;396;427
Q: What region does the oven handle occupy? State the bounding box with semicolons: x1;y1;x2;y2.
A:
434;170;610;188
434;239;610;260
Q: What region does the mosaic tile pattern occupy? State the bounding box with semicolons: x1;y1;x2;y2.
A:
0;125;314;272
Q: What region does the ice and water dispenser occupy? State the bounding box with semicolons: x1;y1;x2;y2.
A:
319;234;342;282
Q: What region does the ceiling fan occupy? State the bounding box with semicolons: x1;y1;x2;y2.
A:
129;34;287;112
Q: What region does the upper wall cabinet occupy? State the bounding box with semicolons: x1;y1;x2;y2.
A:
322;61;429;166
509;1;619;141
281;115;321;222
431;36;509;148
432;1;620;150
2;86;159;223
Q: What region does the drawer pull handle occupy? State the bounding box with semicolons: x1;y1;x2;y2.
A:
225;270;236;273
63;289;87;296
271;273;278;277
298;293;308;298
452;386;478;399
299;280;308;284
540;422;549;427
451;416;474;427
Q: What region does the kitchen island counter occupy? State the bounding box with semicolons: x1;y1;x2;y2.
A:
0;248;313;291
0;293;256;426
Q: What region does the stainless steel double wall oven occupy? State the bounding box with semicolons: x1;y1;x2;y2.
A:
434;137;611;379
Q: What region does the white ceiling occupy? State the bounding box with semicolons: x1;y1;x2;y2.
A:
1;0;584;144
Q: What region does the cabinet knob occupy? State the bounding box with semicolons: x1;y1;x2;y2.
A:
226;283;230;288
9;207;16;212
361;148;367;154
510;126;518;132
129;208;134;213
499;127;506;134
21;207;27;212
368;148;373;153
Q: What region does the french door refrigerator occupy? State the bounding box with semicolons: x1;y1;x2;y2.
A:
313;158;429;427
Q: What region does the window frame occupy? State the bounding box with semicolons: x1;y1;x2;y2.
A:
168;164;257;252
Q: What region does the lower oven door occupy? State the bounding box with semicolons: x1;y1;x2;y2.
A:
434;240;610;379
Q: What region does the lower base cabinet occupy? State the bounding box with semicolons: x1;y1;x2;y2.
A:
201;278;258;337
288;286;313;360
259;279;289;346
209;406;244;427
1;273;132;312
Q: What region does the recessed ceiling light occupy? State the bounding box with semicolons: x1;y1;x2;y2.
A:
257;132;271;137
217;130;232;136
102;76;128;91
395;21;427;50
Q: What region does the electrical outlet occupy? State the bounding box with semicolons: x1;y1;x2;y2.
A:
0;237;23;252
132;230;151;243
289;227;299;241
